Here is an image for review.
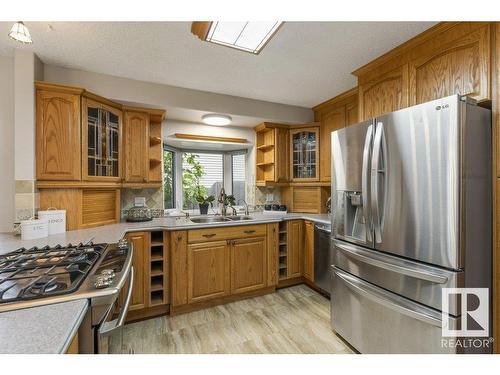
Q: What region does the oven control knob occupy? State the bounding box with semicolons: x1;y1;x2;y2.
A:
94;275;113;289
100;269;116;279
117;239;128;249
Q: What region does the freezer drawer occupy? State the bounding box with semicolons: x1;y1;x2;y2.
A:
333;239;463;315
331;267;459;354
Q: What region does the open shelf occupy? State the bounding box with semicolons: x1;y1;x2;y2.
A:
151;247;163;261
256;144;274;151
148;230;169;306
149;136;162;146
151;275;164;291
277;221;289;280
256;162;274;167
150;290;164;306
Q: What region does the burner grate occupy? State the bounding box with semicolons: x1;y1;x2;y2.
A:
0;243;106;304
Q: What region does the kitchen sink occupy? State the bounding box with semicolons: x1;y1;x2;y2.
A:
189;215;254;224
225;216;254;221
189;217;230;224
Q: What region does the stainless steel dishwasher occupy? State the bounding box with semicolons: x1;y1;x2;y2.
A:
314;222;332;295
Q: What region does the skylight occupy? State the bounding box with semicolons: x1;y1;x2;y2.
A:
205;21;283;54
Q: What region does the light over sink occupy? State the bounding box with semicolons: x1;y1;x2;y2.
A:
189;216;254;224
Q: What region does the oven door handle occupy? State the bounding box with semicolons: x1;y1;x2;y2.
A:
98;266;134;336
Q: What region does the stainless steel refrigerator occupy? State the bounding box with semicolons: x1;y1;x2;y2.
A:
330;95;492;353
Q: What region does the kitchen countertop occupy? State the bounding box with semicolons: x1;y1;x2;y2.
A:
0;212;329;353
0;212;331;255
0;299;88;354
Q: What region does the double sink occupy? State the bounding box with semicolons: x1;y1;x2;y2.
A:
190;215;254;224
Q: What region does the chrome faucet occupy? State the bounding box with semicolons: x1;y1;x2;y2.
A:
218;187;228;216
218;187;237;216
238;199;249;216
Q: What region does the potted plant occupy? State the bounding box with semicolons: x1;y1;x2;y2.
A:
196;192;215;215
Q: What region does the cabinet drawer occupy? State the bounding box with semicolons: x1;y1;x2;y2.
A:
188;224;267;243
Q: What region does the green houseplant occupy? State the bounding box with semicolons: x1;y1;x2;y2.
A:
196;190;215;215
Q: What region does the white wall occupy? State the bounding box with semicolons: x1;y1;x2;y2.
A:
14;50;37;180
0;56;15;232
43;64;312;124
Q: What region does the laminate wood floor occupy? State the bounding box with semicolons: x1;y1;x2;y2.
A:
111;284;353;354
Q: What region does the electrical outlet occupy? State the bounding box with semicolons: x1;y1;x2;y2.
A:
266;193;274;202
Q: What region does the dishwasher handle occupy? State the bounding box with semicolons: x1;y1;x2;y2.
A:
314;224;331;234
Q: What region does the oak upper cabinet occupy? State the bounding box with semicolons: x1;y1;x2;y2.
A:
124;231;150;311
314;89;359;182
303;221;314;282
255;123;289;186
36;82;83;181
82;96;122;181
408;25;490;105
358;65;409;121
290;126;320;182
345;100;359;126
353;23;492;121
231;237;267;295
319;108;344;182
123;110;149;183
187;241;230;304
287;220;304;278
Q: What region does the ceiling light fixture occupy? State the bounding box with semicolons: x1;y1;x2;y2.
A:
8;21;32;44
192;21;283;54
202;113;232;126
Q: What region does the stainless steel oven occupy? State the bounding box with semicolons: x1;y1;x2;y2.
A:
97;266;134;354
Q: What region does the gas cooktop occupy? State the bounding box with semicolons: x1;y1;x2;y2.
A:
0;243;106;304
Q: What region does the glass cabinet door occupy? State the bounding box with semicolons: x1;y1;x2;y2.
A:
291;128;319;181
83;98;122;180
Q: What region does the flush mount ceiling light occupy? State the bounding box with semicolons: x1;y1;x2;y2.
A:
8;21;32;44
202;113;232;126
191;21;283;54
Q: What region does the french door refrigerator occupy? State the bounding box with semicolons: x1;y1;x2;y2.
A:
330;95;492;353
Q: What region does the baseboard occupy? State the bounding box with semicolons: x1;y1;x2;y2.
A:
170;286;276;316
125;304;170;324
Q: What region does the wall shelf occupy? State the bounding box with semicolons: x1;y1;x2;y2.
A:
149;136;162;146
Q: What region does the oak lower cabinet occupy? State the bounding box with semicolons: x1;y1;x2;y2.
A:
170;224;276;312
287;220;304;278
124;232;150;311
187;240;230;303
303;221;314;282
231;237;267;294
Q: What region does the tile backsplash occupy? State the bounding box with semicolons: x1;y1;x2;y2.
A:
121;188;164;218
15;179;39;222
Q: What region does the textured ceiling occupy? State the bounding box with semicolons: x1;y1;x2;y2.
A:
0;21;436;107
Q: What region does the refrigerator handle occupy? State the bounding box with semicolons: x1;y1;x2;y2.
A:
361;124;373;242
371;122;386;243
335;241;448;284
333;267;443;328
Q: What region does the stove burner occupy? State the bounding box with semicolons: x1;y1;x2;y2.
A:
0;243;107;304
31;278;67;294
